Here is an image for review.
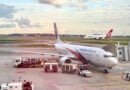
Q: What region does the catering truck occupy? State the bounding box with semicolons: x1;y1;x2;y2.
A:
14;58;44;68
0;81;34;90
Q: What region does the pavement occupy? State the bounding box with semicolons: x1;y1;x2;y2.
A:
0;46;130;90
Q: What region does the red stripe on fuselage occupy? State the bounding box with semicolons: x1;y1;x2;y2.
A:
65;48;88;64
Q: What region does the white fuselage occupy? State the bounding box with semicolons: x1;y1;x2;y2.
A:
84;34;105;40
55;43;118;68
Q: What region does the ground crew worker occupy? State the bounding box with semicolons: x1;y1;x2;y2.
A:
41;60;44;67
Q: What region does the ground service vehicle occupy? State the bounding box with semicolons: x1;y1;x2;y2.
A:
14;58;43;68
78;70;92;77
62;64;77;73
122;71;130;81
0;81;33;90
78;64;92;77
44;62;58;72
78;64;88;71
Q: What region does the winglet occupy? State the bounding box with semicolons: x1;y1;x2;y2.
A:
54;22;63;43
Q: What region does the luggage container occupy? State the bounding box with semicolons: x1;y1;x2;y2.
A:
62;63;77;73
44;62;58;72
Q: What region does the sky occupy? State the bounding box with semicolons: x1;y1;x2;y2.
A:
0;0;130;35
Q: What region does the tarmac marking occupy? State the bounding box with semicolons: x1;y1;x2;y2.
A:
54;84;63;90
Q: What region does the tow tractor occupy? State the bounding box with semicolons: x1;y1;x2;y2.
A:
14;58;44;68
44;62;58;72
122;71;130;81
0;81;34;90
77;64;92;77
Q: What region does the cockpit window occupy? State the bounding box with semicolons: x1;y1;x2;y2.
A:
104;55;115;58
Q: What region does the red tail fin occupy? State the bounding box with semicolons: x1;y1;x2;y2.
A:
105;29;113;38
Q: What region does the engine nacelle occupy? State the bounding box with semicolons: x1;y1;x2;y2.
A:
60;57;71;64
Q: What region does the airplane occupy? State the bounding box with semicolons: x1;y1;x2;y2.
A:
13;22;118;73
54;23;118;73
84;29;113;40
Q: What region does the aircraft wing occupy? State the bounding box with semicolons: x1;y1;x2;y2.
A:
11;50;67;57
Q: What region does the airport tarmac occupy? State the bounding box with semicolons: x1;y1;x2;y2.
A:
0;46;130;90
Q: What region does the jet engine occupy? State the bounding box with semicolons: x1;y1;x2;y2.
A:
59;56;71;64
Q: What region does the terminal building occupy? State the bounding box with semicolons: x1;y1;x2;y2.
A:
102;42;130;61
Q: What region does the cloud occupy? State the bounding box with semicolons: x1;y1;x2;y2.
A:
38;0;87;9
38;0;67;7
0;4;17;19
15;17;41;28
0;23;16;28
106;0;117;2
128;22;130;26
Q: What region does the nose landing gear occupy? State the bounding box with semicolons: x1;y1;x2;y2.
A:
104;69;109;73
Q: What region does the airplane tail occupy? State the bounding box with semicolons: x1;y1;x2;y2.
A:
54;22;63;43
105;29;113;38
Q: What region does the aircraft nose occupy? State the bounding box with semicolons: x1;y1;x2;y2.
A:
111;58;118;66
